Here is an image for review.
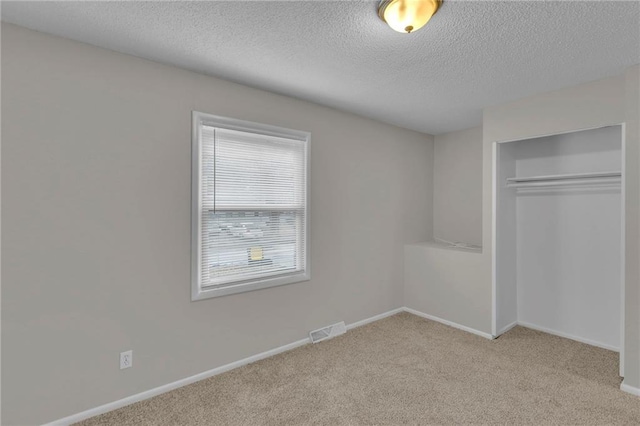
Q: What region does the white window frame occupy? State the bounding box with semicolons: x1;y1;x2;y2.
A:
191;111;310;301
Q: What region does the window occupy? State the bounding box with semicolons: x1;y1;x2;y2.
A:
191;112;310;300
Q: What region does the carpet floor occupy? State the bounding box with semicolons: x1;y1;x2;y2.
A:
78;312;640;425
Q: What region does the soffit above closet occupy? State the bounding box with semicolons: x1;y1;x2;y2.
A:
2;1;638;135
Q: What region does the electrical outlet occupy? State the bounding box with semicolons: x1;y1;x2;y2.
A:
120;350;133;370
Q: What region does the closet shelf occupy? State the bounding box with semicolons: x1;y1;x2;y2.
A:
506;171;621;189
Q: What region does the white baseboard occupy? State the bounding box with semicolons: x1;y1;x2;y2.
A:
44;307;404;426
621;381;640;397
347;307;404;330
403;307;494;340
517;321;619;352
496;321;518;336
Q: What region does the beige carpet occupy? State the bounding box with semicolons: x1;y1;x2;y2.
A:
78;312;640;425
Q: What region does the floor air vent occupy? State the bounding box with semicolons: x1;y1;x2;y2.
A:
309;321;347;344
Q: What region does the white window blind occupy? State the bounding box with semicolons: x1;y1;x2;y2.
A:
192;112;310;300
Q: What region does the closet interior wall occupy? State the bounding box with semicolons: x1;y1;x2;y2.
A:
495;126;623;353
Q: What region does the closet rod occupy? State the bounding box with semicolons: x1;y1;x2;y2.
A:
507;178;620;190
506;171;621;184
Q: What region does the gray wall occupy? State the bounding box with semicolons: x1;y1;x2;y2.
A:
433;126;482;246
624;65;640;390
405;126;484;331
404;242;484;331
1;24;434;425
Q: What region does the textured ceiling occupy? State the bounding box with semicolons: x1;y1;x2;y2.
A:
2;1;639;135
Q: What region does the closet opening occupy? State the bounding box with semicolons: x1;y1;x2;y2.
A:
492;124;625;377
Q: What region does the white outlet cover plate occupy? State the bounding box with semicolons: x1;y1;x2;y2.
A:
120;350;133;369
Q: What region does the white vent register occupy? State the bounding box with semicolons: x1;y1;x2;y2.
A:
309;322;347;344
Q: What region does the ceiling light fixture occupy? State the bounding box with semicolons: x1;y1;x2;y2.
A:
378;0;442;34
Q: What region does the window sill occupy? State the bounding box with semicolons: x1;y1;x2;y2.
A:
191;271;310;301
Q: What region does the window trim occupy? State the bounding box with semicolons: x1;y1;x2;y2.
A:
191;111;311;301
